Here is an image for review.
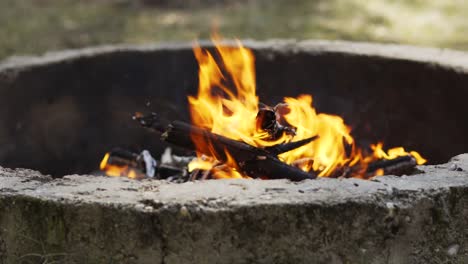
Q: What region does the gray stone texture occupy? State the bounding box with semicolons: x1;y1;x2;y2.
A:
0;155;468;263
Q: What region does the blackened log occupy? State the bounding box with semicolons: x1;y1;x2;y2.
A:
366;155;417;176
256;108;277;131
241;157;315;181
328;165;356;179
265;135;319;155
328;155;418;178
166;121;316;180
136;115;316;181
291;157;314;169
163;120;271;163
133;113;267;161
256;106;295;140
105;148;144;169
102;148;159;178
157;164;186;179
136;112;317;158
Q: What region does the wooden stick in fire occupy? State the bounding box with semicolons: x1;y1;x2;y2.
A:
134;113;318;181
366;155;417;176
329;154;418;179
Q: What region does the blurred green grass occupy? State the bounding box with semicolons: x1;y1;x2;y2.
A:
2;0;468;60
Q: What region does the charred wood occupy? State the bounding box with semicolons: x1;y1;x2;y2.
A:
328;155;418;178
103;148;185;179
165;121;317;181
256;104;296;140
164;120;271;163
106;148;143;169
157;164;187;180
240;157;316;181
291;157;314;169
135;113;317;181
265;136;319;155
366;155;417;176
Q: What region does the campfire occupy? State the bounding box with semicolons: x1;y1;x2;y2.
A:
100;36;426;181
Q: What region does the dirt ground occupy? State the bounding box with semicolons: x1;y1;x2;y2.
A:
1;0;468;60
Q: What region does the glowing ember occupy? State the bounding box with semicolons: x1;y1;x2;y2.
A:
187;36;426;179
100;152;141;179
99;149;156;179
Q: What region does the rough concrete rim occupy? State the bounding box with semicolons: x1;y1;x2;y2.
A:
0;156;467;209
2;39;468;73
1;155;468;263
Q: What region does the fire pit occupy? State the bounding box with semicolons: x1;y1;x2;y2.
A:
0;40;468;263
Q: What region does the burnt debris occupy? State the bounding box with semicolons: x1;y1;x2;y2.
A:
256;103;296;140
100;147;191;181
102;108;421;182
134;112;318;181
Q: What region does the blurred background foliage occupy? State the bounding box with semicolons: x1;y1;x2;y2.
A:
1;0;468;60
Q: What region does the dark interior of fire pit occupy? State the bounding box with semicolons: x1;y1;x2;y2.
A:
0;42;467;177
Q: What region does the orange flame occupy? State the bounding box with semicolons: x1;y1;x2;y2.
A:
371;143;427;165
188;36;426;179
187;151;247;179
99;152;142;179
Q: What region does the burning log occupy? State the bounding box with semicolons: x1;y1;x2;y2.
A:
133;112;420;180
256;103;295;140
164;121;317;181
164;120;266;162
366;155;417;176
240;157;316;181
329;155;419;179
100;148;157;179
100;148;189;180
157;164;188;180
328;164;356;179
265;136;319;155
134;113;317;181
189;161;225;181
104;148;144;169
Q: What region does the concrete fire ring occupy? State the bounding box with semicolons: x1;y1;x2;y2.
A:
0;41;468;263
0;155;467;263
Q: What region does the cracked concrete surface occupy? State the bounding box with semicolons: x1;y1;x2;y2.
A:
0;155;467;263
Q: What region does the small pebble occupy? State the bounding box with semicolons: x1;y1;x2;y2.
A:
449;164;459;171
386;202;397;217
447;244;460;256
386;186;394;194
135;203;145;210
179;206;190;218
